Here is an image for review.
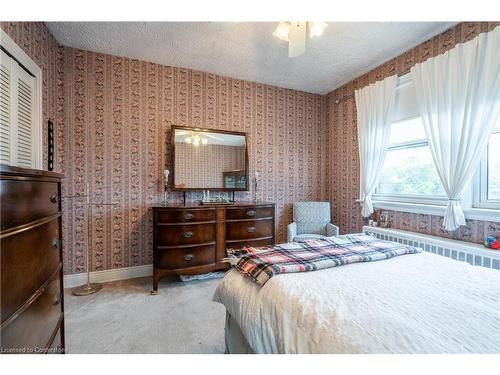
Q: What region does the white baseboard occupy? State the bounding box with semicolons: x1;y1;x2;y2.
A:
63;265;153;289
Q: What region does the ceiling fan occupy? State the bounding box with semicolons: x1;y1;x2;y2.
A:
272;21;328;58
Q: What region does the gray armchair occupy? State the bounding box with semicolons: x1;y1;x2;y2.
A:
287;202;339;243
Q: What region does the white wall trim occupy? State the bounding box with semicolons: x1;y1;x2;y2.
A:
63;265;153;289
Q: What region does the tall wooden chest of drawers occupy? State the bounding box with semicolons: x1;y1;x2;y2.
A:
152;202;275;292
0;165;65;354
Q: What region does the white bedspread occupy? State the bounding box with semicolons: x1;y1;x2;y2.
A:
213;251;500;353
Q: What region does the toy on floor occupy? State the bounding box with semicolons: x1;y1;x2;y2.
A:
484;235;500;250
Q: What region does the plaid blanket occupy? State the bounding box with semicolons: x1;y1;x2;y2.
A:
227;233;422;286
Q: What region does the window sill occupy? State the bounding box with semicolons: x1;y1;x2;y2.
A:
372;200;499;222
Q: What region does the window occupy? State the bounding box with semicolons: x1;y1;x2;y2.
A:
474;124;500;210
487;130;500;200
375;116;446;204
0;29;42;169
373;74;499;219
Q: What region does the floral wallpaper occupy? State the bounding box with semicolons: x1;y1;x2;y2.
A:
60;46;330;274
0;22;65;172
327;21;500;244
1;21;498;275
376;209;500;245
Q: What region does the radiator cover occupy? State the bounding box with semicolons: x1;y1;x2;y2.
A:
362;226;500;270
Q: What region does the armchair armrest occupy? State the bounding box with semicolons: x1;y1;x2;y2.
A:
287;222;297;243
326;223;340;237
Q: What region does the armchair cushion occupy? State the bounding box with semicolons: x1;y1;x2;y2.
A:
293;202;331;236
293;234;328;241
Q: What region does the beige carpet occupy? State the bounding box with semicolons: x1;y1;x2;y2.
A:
64;276;226;354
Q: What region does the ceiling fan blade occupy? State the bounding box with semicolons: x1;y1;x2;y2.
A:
288;22;306;58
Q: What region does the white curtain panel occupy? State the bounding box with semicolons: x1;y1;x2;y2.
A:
411;26;500;231
355;75;398;217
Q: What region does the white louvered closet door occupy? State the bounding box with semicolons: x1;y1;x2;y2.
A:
14;62;36;168
0;48;37;168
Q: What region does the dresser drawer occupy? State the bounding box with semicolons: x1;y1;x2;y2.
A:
1;218;61;322
157;208;215;223
157;223;215;246
0;179;59;231
226;219;273;241
157;245;215;270
1;270;62;353
225;206;273;220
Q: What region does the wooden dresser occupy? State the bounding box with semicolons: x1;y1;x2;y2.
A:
0;165;65;354
152;202;275;292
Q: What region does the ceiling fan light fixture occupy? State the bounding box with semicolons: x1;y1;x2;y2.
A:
309;22;328;38
273;21;328;58
272;21;291;42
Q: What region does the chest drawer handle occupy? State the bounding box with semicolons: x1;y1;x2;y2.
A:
52;239;60;249
184;213;195;220
184;254;194;261
246;210;256;217
182;231;194;239
53;292;62;306
49;194;58;204
247;226;256;233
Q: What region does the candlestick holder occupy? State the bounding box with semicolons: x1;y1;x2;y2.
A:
253;172;259;203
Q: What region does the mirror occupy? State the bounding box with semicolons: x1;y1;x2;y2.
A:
172;126;248;191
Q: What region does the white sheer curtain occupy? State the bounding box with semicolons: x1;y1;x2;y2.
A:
355;75;398;217
411;26;500;231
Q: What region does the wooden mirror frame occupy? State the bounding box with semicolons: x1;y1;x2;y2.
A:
171;125;249;192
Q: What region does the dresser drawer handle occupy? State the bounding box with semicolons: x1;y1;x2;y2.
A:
247;226;256;233
53;292;62;306
184;213;195;220
52;239;60;249
184;254;194;261
246;210;256;217
182;231;194;239
49;194;58;204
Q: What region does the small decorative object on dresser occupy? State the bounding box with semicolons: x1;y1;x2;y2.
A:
163;169;170;204
379;210;389;228
0;164;65;354
151;202;275;294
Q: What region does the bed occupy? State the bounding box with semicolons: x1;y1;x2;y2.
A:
213;238;500;354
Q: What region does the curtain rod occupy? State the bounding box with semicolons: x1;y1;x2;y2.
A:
333;69;410;105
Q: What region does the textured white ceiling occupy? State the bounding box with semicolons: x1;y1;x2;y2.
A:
46;22;456;95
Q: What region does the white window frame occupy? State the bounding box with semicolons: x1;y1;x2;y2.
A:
372;115;449;207
473;126;500;211
0;27;42;169
372;80;499;222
